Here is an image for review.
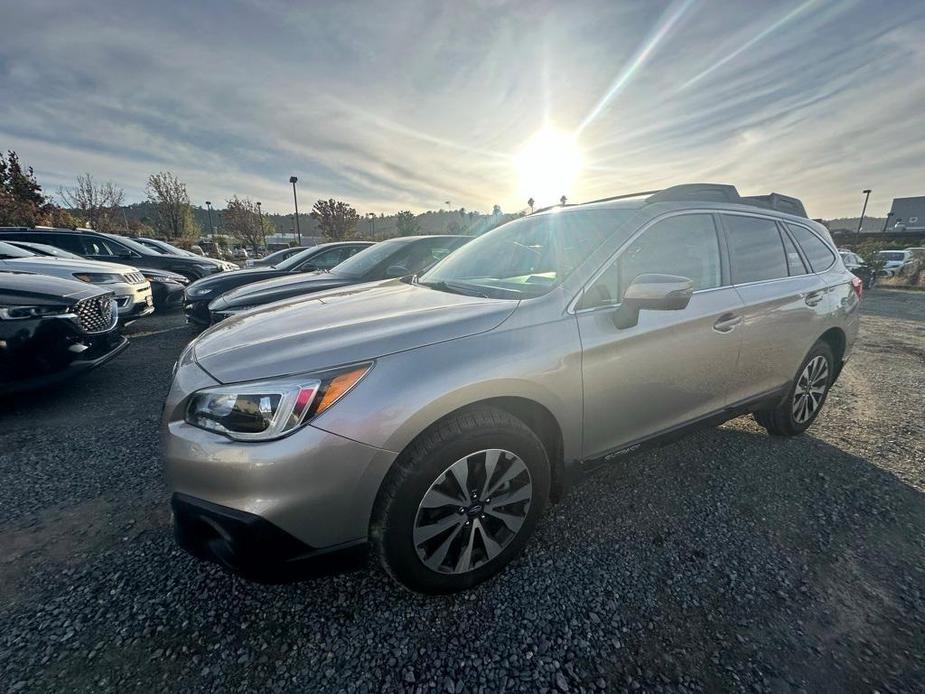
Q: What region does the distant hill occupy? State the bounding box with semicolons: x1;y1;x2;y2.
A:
821;217;887;233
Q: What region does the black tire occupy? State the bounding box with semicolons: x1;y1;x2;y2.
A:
371;407;550;593
754;341;835;436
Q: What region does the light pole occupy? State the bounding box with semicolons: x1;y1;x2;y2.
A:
289;176;301;245
881;212;894;233
205;201;215;246
857;189;871;234
256;201;266;253
367;212;376;239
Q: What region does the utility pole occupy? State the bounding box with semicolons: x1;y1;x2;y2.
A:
881;212;894;233
289;176;301;244
205;201;215;245
857;189;871;234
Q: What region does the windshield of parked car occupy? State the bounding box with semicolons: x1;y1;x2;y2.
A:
153;239;195;256
0;241;37;259
878;251;905;261
418;209;634;298
330;238;409;278
104;234;159;256
275;247;324;271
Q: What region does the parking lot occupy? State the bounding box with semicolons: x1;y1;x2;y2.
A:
1;289;923;692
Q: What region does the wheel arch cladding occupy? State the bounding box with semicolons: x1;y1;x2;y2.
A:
376;397;566;511
819;327;846;376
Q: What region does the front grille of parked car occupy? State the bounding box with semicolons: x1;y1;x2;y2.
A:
123;272;147;285
74;295;117;333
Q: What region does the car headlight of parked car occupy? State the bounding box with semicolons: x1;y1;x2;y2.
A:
72;272;123;284
145;272;189;285
185;284;213;297
0;304;73;320
185;363;371;441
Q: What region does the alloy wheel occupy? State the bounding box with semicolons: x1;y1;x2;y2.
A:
413;449;533;574
792;355;829;424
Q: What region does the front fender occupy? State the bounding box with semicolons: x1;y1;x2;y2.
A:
311;316;583;463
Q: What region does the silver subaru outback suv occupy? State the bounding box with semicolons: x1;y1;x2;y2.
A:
162;184;860;593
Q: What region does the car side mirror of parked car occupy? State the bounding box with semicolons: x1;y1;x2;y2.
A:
385;264;410;278
299;263;318;272
613;273;694;329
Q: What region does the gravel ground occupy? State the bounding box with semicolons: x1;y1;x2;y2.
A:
1;289;924;693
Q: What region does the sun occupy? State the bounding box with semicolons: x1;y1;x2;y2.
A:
516;127;582;207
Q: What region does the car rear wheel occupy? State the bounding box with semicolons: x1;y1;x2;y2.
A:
371;407;549;593
755;341;835;436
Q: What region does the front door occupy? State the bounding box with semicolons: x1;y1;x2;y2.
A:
577;212;744;459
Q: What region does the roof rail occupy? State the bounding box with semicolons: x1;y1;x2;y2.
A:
529;184;808;217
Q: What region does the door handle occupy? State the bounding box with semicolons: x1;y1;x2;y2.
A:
713;313;742;333
804;290;824;307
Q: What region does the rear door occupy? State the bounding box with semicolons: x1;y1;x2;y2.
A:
721;213;827;404
577;212;744;459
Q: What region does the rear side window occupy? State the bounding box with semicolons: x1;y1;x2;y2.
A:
786;224;836;272
44;234;85;254
723;215;788;284
780;228;808;275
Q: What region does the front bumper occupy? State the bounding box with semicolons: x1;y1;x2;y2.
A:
171;493;367;582
152;281;185;311
183;298;212;325
1;327;128;395
162;387;397;552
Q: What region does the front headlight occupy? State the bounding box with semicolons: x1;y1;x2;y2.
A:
0;304;73;320
145;272;188;285
73;272;122;284
186;284;213;297
185;363;372;441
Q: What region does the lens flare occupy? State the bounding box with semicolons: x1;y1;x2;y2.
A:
516;128;582;207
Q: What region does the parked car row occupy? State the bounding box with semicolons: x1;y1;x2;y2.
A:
184;236;469;325
0;226;235;394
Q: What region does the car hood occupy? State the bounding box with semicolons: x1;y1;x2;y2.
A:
0;270;105;305
210;271;350;309
186;267;289;295
192;280;518;382
0;256;138;276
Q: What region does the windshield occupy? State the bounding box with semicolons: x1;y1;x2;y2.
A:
331;238;409;278
276;247;322;270
418;209;633;298
879;251;905;261
104;234;159;255
150;239;192;256
0;241;37;259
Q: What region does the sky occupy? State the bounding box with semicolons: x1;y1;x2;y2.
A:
1;0;923;219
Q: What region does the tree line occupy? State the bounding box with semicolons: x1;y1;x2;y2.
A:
0;149;511;250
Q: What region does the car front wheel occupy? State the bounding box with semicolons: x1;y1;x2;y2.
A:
371;407;550;593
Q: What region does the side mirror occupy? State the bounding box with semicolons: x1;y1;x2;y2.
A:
613;273;694;329
299;264;318;272
385;264;410;278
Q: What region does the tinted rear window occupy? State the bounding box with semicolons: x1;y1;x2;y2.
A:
786;224;835;272
723;215;789;284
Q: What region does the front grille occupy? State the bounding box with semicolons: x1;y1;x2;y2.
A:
122;272;147;285
74;295;117;333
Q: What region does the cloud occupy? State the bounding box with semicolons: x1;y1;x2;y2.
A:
1;0;923;217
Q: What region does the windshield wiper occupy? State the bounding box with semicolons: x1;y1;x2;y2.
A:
419;280;489;298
